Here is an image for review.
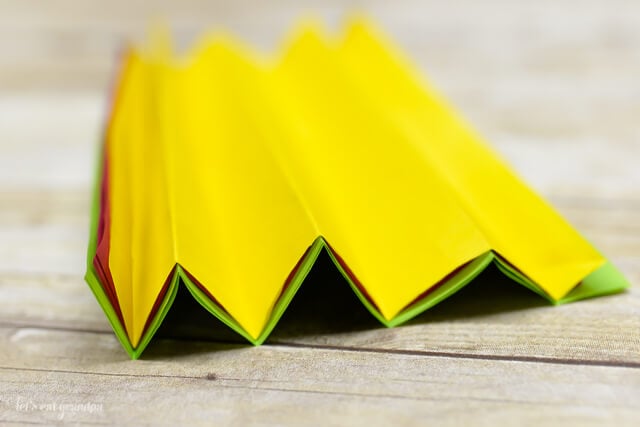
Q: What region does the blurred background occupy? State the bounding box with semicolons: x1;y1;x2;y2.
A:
0;0;639;276
1;4;639;424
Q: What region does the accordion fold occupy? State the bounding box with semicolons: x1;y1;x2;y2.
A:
84;19;629;358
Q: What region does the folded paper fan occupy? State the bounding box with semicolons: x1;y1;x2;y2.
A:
85;18;629;358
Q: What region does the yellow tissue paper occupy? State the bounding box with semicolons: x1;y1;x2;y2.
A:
84;18;629;358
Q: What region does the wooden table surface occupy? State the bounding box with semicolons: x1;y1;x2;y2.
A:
1;1;639;425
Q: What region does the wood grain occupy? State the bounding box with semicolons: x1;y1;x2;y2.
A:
2;327;640;426
0;0;638;425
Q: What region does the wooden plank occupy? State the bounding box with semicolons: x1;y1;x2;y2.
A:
1;188;638;363
1;327;639;426
0;181;638;364
1;268;638;365
1;95;637;364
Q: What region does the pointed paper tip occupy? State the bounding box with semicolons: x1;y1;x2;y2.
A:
341;14;390;51
145;17;174;61
128;320;144;350
184;30;267;70
375;299;402;322
343;13;377;34
280;17;329;54
229;315;267;343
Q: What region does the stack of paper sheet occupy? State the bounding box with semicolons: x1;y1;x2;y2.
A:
85;19;629;358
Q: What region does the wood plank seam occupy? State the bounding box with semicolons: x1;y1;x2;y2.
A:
4;324;639;369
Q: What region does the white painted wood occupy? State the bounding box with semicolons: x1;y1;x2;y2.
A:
0;0;638;425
